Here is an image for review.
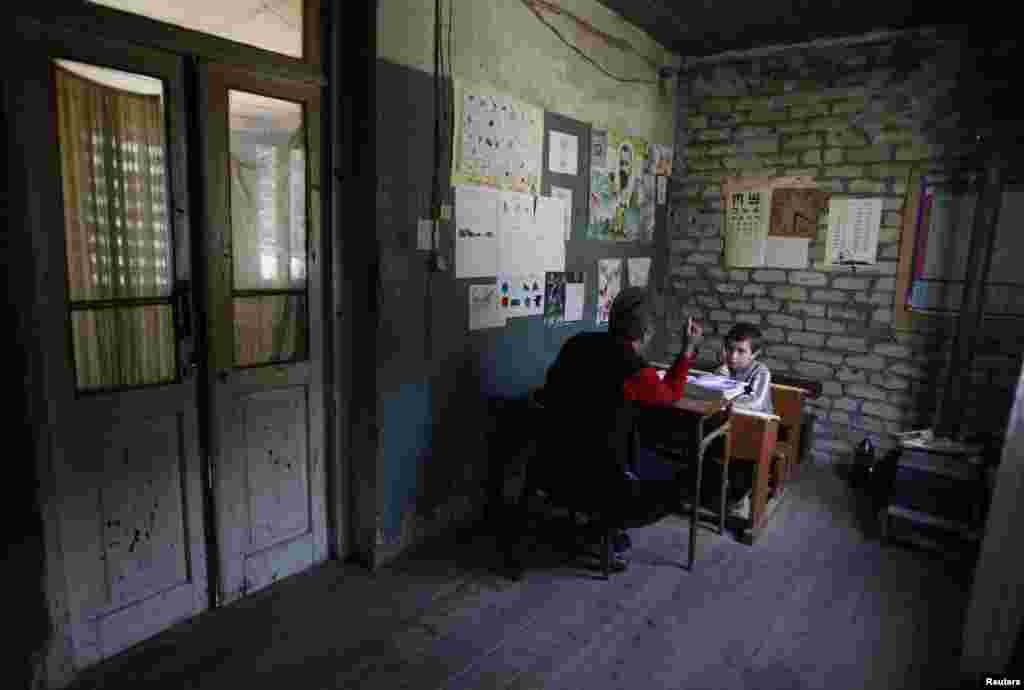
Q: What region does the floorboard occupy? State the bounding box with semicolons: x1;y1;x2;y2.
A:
66;463;975;690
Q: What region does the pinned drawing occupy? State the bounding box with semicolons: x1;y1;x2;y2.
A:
597;258;623;325
454;81;543;195
498;272;544;318
544;271;567;326
627;257;651;288
649;144;674;176
468;284;506;330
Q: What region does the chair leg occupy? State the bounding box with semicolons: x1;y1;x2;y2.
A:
598;528;606;581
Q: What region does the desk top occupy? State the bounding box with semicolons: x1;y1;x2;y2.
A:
670;397;728;416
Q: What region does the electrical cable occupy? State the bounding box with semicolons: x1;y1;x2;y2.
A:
519;0;658;85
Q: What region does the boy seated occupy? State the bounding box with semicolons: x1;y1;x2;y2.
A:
713;323;774;516
715;323;773;415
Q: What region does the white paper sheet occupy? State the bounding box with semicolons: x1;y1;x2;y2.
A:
550;186;574;241
597;258;623;325
454;185;499;277
548;131;579;175
656;175;667;205
627;257;652;288
497;273;544;318
468;284;506;330
763;237;809;268
497;191;537;276
564;274;585;322
826;197;883;265
457;87;543;193
533;195;567;273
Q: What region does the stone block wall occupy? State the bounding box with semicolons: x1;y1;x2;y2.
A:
661;29;1022;464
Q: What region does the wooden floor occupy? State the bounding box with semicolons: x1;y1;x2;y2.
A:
68;464;976;690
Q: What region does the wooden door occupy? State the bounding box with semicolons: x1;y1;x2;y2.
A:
10;19;209;668
200;64;328;604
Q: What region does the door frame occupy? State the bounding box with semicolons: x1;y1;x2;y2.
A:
10;12;212;682
198;60;330;603
8;4;346;685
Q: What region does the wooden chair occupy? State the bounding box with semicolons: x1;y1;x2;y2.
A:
718;409;780;536
770;383;805;485
510;388;632;580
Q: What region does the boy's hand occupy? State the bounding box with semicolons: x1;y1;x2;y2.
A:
686;318;704;342
683;317;704;357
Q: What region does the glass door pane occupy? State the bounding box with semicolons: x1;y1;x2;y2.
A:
229;89;308;366
55;59;177;391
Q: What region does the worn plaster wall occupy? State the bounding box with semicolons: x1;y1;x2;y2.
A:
372;0;676;563
662;28;1023;464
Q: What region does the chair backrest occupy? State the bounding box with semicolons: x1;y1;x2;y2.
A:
529;386;637;497
728;409;780;462
770;383;804;449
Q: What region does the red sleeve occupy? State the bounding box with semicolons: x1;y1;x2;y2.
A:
622;354;694;405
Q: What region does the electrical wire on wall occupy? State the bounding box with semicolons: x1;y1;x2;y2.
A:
424;0;456;362
520;0;660;85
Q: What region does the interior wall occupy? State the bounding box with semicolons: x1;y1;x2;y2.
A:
371;0;676;562
663;28;1024;465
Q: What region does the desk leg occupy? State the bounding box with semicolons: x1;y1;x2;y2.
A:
689;419;705;571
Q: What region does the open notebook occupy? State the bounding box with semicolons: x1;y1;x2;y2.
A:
684;374;746;401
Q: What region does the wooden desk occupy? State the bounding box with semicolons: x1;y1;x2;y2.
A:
634;398;730;569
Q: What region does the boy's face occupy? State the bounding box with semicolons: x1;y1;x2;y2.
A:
724;338;757;370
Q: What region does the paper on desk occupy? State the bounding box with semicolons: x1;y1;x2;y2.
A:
455;185;499;278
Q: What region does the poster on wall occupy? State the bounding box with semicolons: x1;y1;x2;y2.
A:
548;131;579;175
722;175;817;267
468;284;506;330
544;271;567;326
533;195;568;273
550;186;574;241
649;144;673;176
498;273;545;318
565;272;585;322
825;197;883;266
454;185;499;278
596;258;623;325
587;128;654;242
453;80;543;195
497;191;538;276
545;270;586;325
627;257;652;288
